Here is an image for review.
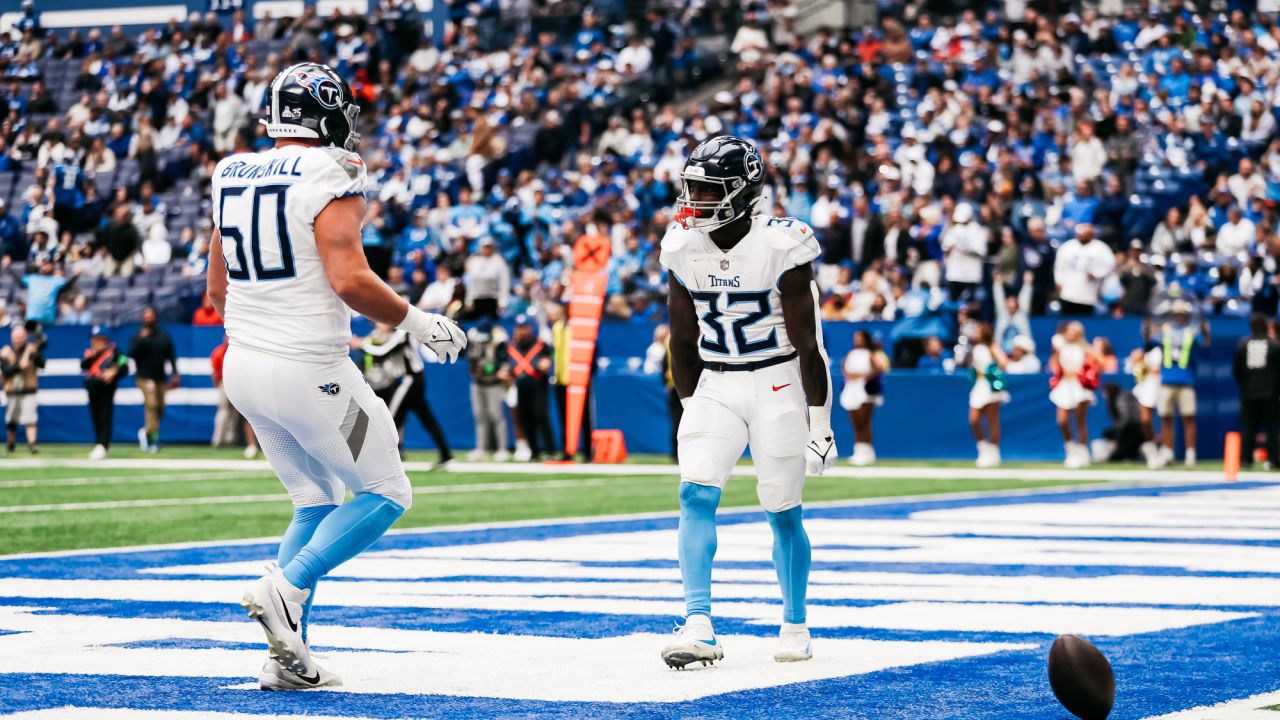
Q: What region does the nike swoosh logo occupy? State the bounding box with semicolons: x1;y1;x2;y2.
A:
277;589;299;633
347;158;364;166
294;667;321;684
772;383;791;392
699;638;717;646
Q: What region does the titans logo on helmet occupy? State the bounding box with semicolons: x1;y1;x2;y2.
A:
295;71;343;109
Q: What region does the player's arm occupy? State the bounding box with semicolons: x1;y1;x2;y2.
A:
667;277;701;399
779;263;835;475
316;196;466;362
207;229;227;318
779;264;829;407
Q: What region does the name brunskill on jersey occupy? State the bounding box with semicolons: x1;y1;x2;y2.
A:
220;157;306;179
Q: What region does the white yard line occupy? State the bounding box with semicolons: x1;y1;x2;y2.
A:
0;476;669;514
1144;690;1280;719
0;471;256;489
0;457;1241;483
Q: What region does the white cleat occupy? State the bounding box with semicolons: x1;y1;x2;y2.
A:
244;445;259;460
774;622;813;662
661;615;724;670
493;449;512;462
466;449;487;462
240;569;319;683
259;657;342;691
137;428;149;452
88;444;108;461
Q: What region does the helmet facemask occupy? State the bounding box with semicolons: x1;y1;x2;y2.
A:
675;174;749;232
323;101;362;151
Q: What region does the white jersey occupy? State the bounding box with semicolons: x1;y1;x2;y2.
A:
660;215;821;364
212;144;367;363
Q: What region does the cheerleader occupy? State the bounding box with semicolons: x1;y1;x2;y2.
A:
969;323;1010;467
1050;322;1100;468
841;330;887;466
1127;340;1163;469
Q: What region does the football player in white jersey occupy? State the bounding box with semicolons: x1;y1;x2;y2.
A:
206;63;467;690
659;136;835;668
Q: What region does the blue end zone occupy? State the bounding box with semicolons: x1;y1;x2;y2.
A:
1;481;1278;718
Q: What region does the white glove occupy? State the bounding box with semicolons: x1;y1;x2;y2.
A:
805;405;836;476
398;306;467;363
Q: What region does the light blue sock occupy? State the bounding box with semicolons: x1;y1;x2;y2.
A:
282;493;405;592
677;482;721;618
766;506;811;624
277;504;337;643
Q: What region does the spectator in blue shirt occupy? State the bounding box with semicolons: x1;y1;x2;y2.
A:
916;336;954;373
15;261;77;328
573;13;606;53
1062;181;1100;233
1159;58;1192;103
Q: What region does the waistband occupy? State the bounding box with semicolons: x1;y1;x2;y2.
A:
702;351;797;373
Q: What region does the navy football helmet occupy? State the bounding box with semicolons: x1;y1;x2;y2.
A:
674;136;766;231
260;63;362;152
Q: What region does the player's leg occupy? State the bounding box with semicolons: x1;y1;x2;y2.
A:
748;383;813;662
251;419;341;642
222;349;345;688
278;358;412;595
662;393;746;668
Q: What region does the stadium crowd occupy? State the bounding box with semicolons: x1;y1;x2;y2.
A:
1;0;1280;371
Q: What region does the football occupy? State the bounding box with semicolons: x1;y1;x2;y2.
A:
1048;634;1116;720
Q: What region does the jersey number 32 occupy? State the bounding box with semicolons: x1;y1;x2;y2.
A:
219;184;296;282
690;290;779;356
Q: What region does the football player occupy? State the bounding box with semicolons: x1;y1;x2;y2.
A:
206;63;466;690
659;136;835;668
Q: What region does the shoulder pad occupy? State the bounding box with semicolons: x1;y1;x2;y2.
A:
317;146;367;181
762;216;819;251
659;222;699;256
762;217;822;266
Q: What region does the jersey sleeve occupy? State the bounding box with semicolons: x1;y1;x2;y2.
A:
293;147;368;222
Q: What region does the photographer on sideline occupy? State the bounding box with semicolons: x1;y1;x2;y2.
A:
1;325;44;453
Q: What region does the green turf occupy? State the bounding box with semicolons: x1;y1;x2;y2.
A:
5;443;1230;472
0;450;1106;554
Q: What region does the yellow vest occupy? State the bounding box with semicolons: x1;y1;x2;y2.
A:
551;319;570;385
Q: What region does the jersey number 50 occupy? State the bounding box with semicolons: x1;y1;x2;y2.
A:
689;290;779;356
219;184;296;282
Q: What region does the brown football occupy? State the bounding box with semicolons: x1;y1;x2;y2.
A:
1047;634;1115;720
